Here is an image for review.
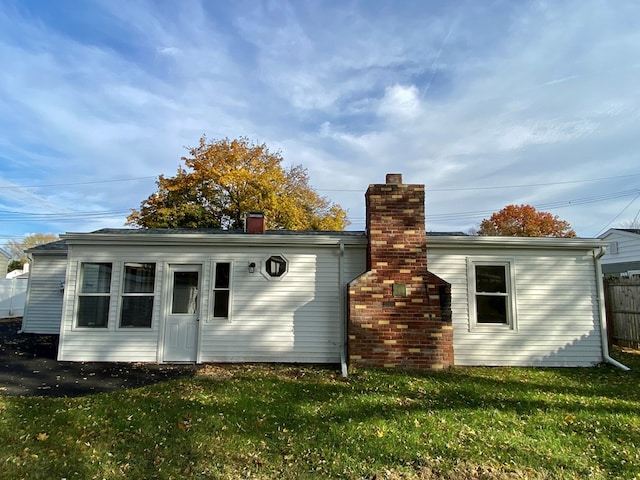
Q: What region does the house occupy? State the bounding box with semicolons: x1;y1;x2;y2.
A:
6;262;30;279
21;174;623;369
21;240;69;333
0;248;9;276
599;228;640;276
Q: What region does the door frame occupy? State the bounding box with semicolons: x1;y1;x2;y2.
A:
159;263;203;363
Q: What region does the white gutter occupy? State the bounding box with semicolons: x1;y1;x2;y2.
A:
594;246;630;371
338;241;348;378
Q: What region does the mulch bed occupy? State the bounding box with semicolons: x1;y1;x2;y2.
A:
0;318;197;397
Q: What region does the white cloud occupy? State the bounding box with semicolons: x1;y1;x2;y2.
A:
378;84;421;120
1;0;640;240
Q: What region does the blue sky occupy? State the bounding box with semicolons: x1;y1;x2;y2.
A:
1;0;640;245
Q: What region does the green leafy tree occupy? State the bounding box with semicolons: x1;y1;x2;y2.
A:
478;204;576;237
127;136;349;230
5;233;60;264
7;260;23;273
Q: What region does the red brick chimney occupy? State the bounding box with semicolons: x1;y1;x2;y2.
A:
348;173;454;370
245;212;265;234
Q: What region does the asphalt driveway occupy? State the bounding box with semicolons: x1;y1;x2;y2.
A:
0;319;196;397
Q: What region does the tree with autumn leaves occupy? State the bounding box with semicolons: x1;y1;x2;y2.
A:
127;137;348;231
478;204;576;237
4;233;60;266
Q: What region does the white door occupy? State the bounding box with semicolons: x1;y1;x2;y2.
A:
163;265;200;362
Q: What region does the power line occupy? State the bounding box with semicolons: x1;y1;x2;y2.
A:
595;192;640;237
318;172;640;193
0;172;637;192
344;189;640;226
0;176;156;190
428;173;640;192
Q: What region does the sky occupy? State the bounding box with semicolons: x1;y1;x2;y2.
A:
1;0;640;248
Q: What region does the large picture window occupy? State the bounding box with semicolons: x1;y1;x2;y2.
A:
120;263;156;328
213;262;231;318
468;259;516;330
77;263;112;328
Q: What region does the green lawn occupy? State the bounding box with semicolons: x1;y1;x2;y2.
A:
1;350;639;480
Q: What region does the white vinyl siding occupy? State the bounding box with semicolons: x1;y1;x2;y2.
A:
21;254;67;334
58;242;367;364
600;230;640;273
59;257;164;362
0;250;8;275
198;246;364;363
428;247;603;367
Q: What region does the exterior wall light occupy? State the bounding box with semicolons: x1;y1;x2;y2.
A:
248;262;256;274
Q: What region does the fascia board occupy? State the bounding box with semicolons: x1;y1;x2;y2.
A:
60;233;367;248
426;235;607;251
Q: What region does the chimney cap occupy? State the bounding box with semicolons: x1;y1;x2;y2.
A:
386;173;403;185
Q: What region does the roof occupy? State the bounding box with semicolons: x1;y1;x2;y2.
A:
56;228;603;252
89;228;467;237
26;240;69;255
61;228;368;248
90;228;367;237
0;248;9;259
599;228;640;240
427;235;606;251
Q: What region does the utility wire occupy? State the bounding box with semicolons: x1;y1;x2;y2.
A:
0;176;156;190
0;172;637;192
595;192;640;237
318;172;640;193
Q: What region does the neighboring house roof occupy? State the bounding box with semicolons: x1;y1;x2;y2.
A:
0;248;10;259
599;228;640;239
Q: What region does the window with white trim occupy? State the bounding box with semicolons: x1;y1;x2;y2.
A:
77;263;112;328
120;263;156;328
212;262;231;318
468;259;516;329
262;255;288;280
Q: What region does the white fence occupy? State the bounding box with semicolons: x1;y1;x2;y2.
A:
0;278;28;318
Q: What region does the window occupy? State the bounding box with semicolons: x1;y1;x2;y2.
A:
265;255;287;278
468;259;516;330
213;262;231;318
172;271;199;314
120;263;156;328
77;263;112;328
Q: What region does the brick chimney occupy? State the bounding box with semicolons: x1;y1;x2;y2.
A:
245;212;266;234
348;173;454;370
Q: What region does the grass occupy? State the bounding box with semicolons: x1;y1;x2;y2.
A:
1;350;639;480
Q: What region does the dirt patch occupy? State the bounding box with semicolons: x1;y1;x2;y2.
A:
0;319;196;397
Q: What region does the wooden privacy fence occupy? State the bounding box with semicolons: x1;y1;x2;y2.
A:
604;277;640;348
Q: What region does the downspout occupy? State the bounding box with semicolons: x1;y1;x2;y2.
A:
338;241;348;378
594;246;630;371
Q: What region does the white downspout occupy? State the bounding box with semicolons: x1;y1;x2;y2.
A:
338;241;348;378
594;246;630;371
